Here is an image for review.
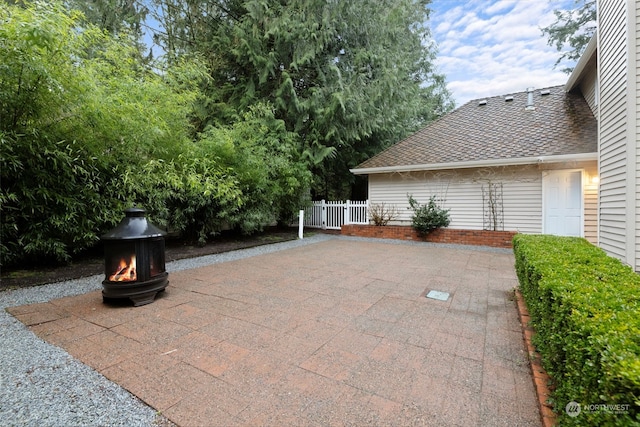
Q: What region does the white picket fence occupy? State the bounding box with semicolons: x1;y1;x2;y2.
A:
305;200;369;230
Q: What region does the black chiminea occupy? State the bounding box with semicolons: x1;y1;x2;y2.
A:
101;208;168;306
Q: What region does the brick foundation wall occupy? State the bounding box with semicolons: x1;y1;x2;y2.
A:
340;225;517;249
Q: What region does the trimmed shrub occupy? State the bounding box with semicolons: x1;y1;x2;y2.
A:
513;234;640;426
407;195;450;236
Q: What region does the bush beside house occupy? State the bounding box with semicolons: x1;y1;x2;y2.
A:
407;195;451;236
513;234;640;425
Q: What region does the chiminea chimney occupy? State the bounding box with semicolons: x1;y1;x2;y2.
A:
525;87;535;111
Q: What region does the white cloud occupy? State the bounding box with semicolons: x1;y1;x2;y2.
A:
435;21;452;34
430;0;576;106
450;45;479;57
485;0;515;15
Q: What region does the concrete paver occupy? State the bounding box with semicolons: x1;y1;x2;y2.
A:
8;239;540;426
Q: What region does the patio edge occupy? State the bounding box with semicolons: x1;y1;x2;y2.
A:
515;289;557;427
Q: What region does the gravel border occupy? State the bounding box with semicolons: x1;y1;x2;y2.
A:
0;234;510;426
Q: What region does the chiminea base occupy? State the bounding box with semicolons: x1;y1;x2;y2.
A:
102;273;168;307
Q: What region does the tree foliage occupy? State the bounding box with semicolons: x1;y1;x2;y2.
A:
65;0;147;36
191;104;312;235
147;0;454;198
1;1;192;264
0;1;310;266
541;0;596;74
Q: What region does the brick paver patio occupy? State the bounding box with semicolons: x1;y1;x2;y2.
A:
8;239;540;426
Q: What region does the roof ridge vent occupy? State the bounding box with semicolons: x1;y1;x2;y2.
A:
525;87;535;111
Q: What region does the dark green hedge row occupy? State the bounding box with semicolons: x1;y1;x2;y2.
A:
513;234;640;426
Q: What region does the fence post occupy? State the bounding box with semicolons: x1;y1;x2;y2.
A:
366;199;370;224
321;199;327;230
298;209;304;239
344;200;351;225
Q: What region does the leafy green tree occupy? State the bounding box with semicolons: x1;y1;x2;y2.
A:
148;0;454;198
0;1;211;264
541;0;596;74
0;2;109;264
196;104;312;234
1;1;314;265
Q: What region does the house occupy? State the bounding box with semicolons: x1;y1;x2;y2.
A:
350;85;599;244
584;0;640;271
352;0;640;271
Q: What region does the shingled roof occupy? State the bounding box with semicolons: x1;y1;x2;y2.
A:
352;85;597;173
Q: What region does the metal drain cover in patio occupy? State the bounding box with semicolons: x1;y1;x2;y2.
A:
426;290;450;301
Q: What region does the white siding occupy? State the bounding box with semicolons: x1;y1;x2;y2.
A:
368;163;597;237
598;0;630;262
579;55;599;118
635;0;640;270
584;163;599;244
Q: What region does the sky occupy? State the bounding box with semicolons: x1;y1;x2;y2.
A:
429;0;577;107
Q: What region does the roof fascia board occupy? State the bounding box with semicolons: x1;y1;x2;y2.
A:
565;31;598;92
350;152;598;175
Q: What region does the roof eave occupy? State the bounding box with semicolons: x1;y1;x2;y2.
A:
565;31;598;92
350;152;598;175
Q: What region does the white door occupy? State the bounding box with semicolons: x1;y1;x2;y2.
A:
543;170;583;237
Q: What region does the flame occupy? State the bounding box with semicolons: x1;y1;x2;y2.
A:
109;255;137;282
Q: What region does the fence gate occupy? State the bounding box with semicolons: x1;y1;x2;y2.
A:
305;200;369;230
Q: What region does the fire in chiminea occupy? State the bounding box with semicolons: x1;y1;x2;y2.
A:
109;255;137;282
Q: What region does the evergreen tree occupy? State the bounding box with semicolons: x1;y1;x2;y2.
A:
65;0;152;60
147;0;454;198
66;0;147;35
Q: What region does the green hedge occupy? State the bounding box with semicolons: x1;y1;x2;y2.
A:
513;234;640;426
